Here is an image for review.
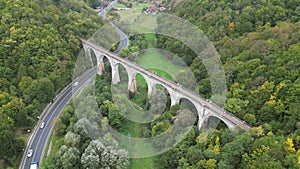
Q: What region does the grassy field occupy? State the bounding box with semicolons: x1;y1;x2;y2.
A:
132;2;152;9
130;15;157;32
131;157;155;169
115;9;140;22
115;1;157;32
116;0;152;9
115;3;127;8
134;67;175;96
137;48;186;76
135;67;174;87
130;24;154;33
116;13;157;33
149;68;175;81
145;33;155;42
118;120;157;169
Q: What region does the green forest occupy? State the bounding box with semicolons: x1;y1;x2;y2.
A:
0;0;300;168
151;0;300;168
0;0;103;168
158;0;300;133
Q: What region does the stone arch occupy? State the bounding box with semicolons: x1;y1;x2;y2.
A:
139;75;154;97
85;47;98;67
178;98;198;123
178;96;197;108
130;72;149;108
163;85;179;106
149;83;171;112
114;62;128;84
96;54;112;75
178;97;201;125
177;96;206;115
135;72;157;97
134;72;148;91
200;113;236;131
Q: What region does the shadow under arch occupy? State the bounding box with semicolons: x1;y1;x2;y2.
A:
202;115;231;131
115;62;128;84
149;84;171;115
129;72;149;109
86;47;97;68
178;98;198;126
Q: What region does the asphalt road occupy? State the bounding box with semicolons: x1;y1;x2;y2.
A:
112;23;129;54
98;0;118;19
20;68;96;169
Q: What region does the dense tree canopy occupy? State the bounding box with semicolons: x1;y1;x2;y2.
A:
0;0;103;167
150;0;300;168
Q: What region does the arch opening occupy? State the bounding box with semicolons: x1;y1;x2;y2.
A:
98;55;111;76
129;73;149;111
88;48;97;68
203;116;227;131
111;75;172;123
111;63;128;94
117;63;128;84
178;98;198;126
148;84;171;116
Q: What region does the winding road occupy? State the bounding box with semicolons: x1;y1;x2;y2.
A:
20;68;96;169
20;1;128;168
113;23;130;53
98;0;118;19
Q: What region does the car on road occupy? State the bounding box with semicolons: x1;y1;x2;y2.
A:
40;121;45;129
73;81;78;87
27;149;33;158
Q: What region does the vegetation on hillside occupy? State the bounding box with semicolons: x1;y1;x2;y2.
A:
0;0;103;167
42;0;300;169
42;74;130;169
1;0;299;168
150;0;300;168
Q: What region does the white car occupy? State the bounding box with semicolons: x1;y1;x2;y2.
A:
40;121;45;129
27;149;33;158
73;81;78;87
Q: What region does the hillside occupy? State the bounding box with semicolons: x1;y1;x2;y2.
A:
0;0;103;168
151;0;300;168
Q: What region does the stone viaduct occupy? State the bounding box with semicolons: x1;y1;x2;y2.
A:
81;38;251;131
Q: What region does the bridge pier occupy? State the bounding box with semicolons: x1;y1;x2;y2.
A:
98;62;105;75
169;90;181;106
82;45;91;60
196;105;204;129
127;68;137;93
198;117;208;131
142;76;156;97
96;54;106;75
111;61;120;84
197;107;209;131
129;79;137;93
